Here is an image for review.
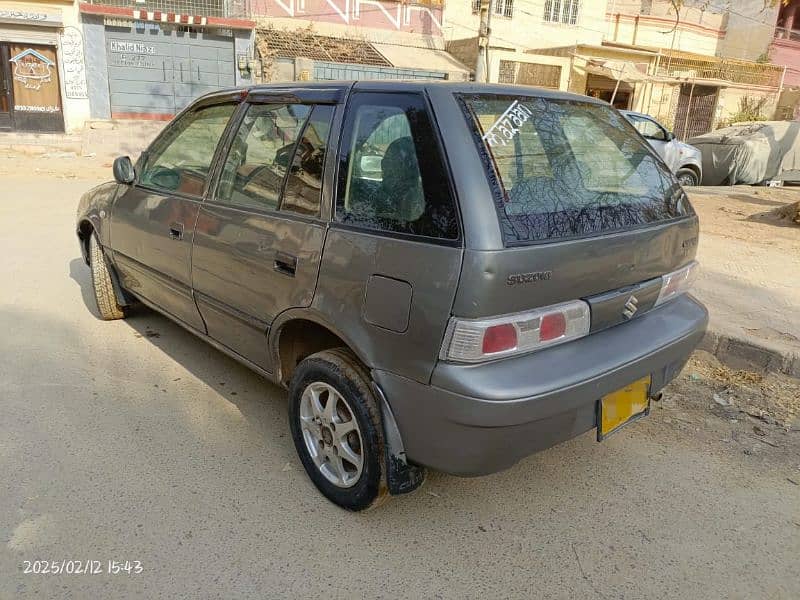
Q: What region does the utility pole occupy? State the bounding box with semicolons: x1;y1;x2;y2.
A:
475;0;491;82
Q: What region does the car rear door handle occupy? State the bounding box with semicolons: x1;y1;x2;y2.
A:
169;222;184;240
274;251;297;277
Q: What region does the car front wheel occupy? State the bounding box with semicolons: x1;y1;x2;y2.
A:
288;348;389;511
89;234;125;321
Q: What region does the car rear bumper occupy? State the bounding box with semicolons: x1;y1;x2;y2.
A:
373;294;708;476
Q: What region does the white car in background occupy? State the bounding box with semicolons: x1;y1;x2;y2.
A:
621;110;703;186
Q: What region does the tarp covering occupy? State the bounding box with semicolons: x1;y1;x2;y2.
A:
689;121;800;185
583;59;650;83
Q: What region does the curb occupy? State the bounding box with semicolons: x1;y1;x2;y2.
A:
699;329;800;378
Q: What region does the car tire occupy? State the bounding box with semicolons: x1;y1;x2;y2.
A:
288;348;389;511
89;233;126;321
676;168;699;187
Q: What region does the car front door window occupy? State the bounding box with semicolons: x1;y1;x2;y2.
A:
139;104;236;196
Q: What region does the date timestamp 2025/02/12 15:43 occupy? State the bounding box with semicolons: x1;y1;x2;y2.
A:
22;559;143;575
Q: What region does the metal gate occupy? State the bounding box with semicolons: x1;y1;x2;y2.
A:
498;60;561;89
673;84;718;140
105;22;235;118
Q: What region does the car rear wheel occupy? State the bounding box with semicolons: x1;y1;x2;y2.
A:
288;348;389;511
676;168;699;187
89;234;125;321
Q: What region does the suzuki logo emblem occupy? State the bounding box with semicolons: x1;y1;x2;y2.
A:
622;295;639;319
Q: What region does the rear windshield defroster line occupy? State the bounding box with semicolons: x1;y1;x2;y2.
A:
457;93;693;245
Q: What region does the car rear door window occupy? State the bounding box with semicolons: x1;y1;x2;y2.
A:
216;103;311;212
138;103;236;196
336;92;458;240
281;105;334;217
459;94;691;244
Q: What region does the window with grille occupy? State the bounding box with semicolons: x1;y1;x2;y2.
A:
497;60;562;88
495;0;513;17
472;0;513;17
543;0;579;24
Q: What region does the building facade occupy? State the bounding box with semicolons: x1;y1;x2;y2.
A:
771;0;800;87
247;0;469;84
718;0;778;62
446;0;785;139
5;0;797;134
77;1;255;121
0;1;90;132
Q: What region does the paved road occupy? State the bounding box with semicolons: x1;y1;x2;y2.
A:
1;175;799;599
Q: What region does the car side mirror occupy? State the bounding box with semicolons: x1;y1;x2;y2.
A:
112;156;135;185
666;131;676;141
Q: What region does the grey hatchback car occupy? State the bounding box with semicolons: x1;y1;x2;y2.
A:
77;82;707;511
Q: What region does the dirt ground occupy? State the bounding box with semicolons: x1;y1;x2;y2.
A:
0;151;114;181
664;350;800;452
682;187;800;358
689;185;800;248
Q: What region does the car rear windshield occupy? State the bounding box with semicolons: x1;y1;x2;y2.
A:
458;94;692;244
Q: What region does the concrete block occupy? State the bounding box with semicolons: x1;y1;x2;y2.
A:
698;330;720;354
707;328;799;379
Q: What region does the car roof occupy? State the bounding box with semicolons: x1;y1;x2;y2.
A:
199;80;607;106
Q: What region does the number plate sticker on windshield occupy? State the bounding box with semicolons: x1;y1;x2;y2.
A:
597;376;652;441
481;101;532;148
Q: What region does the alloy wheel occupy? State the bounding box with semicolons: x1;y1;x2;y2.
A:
298;381;364;488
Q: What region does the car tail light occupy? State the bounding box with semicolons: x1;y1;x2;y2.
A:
440;300;591;363
481;323;518;354
655;261;699;307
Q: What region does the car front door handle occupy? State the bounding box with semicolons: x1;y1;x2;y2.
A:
274;251;297;277
169;222;184;240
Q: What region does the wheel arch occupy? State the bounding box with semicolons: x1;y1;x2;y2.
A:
275;310;425;497
678;163;702;183
270;310;372;388
77;219;94;264
81;223;132;308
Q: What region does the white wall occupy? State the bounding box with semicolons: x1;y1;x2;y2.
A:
717;0;778;61
58;0;91;132
443;0;608;52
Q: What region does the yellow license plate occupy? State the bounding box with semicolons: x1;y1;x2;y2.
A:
597;376;652;440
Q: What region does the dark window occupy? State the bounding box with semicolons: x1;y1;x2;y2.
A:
216;103;311;212
139;103;236;196
336;92;458;240
281;105;334;217
458;93;690;245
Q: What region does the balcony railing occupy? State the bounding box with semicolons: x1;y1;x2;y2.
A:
658;52;784;87
84;0;233;18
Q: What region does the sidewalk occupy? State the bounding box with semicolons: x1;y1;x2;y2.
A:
688;186;800;376
0;120;164;161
